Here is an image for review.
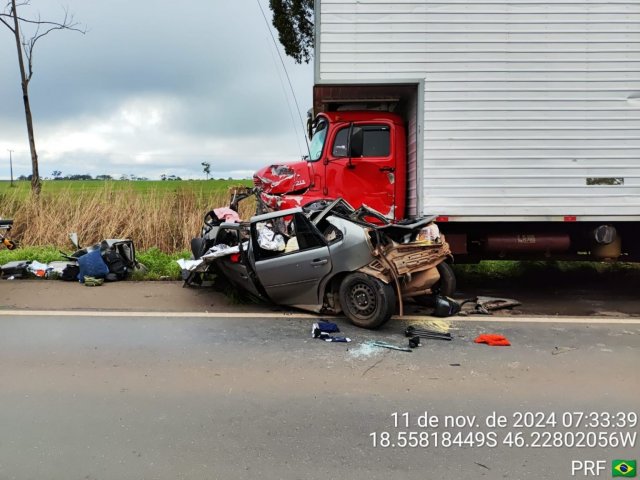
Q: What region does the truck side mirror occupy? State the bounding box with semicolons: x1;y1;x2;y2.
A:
306;110;313;140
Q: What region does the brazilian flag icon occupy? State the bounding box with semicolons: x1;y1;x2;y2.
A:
613;460;636;477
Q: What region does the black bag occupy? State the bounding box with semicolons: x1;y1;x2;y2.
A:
100;239;136;281
61;263;80;281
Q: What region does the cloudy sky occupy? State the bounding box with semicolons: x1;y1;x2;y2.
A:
0;1;313;180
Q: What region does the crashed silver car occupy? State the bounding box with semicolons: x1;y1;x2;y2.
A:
186;195;453;329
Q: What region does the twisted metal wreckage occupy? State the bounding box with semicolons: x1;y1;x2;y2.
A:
182;187;453;329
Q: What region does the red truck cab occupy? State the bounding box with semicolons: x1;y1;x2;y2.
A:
254;111;407;221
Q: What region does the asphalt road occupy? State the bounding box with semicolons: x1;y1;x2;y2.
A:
0;312;638;480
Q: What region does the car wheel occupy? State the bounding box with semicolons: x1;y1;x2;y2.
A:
339;273;396;329
413;262;456;307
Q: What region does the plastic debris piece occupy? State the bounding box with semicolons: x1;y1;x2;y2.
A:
474;334;511;347
324;336;351;343
27;261;50;278
83;276;104;286
202;244;240;259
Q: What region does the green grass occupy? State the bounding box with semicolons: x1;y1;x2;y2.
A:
0;179;252;198
134;248;191;280
0;246;66;264
454;260;640;288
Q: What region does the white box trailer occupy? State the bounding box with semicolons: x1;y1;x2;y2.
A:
313;0;640;259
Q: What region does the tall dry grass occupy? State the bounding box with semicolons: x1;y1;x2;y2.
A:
0;184;256;252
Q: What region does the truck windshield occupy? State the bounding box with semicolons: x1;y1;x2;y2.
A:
309;119;328;161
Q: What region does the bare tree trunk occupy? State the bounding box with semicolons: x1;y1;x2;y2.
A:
10;0;41;195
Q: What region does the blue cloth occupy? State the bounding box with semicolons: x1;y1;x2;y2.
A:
77;249;109;282
317;321;340;333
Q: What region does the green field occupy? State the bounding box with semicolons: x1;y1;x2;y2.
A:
0;179;252;197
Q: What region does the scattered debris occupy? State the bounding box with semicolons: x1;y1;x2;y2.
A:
432;295;461;317
368;340;412;352
405;325;452;341
347;343;380;359
407;318;452;334
474;462;491;470
27;261;49;278
462;296;521;315
1;235;140;284
83;276;104;287
311;321;351;342
312;321;340;337
0;219;16;250
552;346;578;355
0;260;31;279
321;336;351;343
474;334;511;347
449;363;461;367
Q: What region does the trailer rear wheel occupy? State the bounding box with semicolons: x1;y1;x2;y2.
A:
339;273;396;329
413;262;456;307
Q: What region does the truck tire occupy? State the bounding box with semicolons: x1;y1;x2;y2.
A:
413;262;457;307
339;273;396;329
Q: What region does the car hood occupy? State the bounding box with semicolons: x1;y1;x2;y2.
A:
253;161;312;195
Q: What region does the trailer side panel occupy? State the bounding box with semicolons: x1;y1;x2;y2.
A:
317;0;640;220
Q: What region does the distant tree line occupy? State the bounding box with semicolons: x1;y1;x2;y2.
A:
17;173;151;181
13;173;237;181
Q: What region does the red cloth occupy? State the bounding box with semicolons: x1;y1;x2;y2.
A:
474;334;511;347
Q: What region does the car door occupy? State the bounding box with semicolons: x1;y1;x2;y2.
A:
324;122;396;218
213;224;266;301
251;212;332;307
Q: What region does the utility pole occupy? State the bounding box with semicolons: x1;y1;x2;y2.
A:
7;150;14;187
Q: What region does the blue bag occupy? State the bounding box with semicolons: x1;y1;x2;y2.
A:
77;249;109;282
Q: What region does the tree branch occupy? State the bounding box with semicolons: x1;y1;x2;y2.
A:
6;5;86;83
0;14;15;32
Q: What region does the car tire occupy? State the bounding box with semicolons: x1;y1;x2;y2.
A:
191;237;207;259
339;273;396;329
413;262;456;307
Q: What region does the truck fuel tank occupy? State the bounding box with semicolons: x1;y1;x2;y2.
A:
484;234;571;253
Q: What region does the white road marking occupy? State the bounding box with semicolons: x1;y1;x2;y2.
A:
400;315;640;325
0;309;638;324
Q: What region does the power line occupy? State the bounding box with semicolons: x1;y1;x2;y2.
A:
264;30;305;160
255;0;311;159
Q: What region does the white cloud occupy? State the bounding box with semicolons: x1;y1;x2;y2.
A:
0;0;313;180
